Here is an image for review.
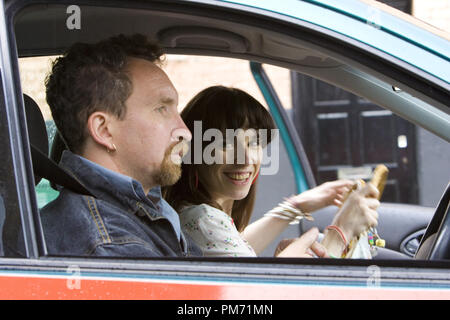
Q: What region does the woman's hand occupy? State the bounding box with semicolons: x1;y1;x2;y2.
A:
286;180;354;213
331;182;380;242
275;228;329;258
243;181;351;254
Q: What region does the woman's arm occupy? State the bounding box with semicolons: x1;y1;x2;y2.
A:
240;215;291;255
286;180;353;212
241;180;354;255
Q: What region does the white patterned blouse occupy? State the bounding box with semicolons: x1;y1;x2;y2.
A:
179;204;257;257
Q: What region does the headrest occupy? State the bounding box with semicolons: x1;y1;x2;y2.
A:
24;94;48;185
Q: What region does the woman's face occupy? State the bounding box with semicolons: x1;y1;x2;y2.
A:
197;129;262;207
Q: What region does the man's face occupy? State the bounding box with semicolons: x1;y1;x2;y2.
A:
110;58;191;192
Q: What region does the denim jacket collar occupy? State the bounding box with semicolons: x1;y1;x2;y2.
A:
59;150;162;216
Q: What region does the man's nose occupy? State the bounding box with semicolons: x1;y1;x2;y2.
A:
171;115;192;142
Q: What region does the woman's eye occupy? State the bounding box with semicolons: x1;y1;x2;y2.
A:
224;143;234;150
249;140;259;147
221;140;234;149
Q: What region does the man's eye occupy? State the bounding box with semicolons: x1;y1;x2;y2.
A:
156;106;167;113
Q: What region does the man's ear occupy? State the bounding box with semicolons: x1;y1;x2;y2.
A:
86;111;115;151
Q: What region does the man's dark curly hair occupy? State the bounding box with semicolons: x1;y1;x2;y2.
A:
45;34;164;153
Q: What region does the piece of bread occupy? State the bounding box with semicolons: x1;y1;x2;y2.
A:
370;164;389;200
339;164;388;205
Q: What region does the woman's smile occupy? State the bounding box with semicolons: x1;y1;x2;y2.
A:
223;171;253;185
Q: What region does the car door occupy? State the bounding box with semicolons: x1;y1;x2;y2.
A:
1;0;450;300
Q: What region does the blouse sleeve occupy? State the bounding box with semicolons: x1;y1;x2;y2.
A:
180;204;257;257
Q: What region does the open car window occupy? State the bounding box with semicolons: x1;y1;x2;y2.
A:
19;54;301;257
2;0;449;276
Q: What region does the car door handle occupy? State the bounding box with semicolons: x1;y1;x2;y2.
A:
404;238;420;256
400;229;426;257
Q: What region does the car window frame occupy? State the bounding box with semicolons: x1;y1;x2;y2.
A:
2;0;450;284
0;0;45;259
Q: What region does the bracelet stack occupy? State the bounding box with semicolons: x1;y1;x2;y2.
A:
264;201;313;225
325;225;349;257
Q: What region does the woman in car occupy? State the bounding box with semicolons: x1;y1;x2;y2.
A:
163;86;380;258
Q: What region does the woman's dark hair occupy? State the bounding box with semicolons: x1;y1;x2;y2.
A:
45;34;163;153
163;86;276;232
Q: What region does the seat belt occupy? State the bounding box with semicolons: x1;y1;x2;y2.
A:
31;144;94;197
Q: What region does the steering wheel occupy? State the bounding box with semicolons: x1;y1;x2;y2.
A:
415;182;450;260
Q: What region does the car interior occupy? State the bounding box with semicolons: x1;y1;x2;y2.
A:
8;2;450;262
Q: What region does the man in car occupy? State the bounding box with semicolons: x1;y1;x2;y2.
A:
41;34;201;257
41;34;376;258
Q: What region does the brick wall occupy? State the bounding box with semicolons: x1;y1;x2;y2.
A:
413;0;450;31
162;55;291;112
19;55;292;120
19;56;56;120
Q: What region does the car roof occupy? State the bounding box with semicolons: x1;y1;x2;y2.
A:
216;0;450;83
10;0;449;84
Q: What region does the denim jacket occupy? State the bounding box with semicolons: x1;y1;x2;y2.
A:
40;151;202;258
